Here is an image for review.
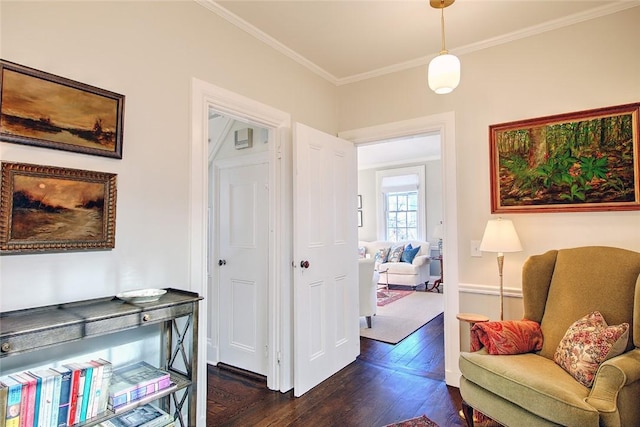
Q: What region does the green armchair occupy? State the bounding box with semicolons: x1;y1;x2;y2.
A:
459;246;640;427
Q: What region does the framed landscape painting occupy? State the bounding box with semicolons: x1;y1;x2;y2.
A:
0;162;117;254
489;103;640;213
0;59;125;158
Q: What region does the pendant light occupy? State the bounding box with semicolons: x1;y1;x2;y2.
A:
428;0;460;94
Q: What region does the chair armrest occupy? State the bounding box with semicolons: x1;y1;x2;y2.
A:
412;255;430;267
586;349;640;413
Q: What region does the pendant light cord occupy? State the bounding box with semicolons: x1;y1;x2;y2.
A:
440;0;447;54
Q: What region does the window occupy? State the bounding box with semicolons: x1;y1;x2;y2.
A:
385;191;418;241
375;166;426;241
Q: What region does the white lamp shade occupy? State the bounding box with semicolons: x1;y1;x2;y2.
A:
428;53;460;94
479;218;522;253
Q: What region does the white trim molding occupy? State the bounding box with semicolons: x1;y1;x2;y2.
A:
459;282;523;299
190;78;292;425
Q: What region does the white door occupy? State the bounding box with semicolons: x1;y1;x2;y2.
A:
293;123;359;396
218;161;269;375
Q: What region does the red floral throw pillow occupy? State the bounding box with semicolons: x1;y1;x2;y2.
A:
554;311;629;388
470;319;543;355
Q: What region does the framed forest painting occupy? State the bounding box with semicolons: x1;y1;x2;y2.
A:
0;59;125;158
489;103;640;213
0;162;117;254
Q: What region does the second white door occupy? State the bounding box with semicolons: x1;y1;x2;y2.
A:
218;161;269;375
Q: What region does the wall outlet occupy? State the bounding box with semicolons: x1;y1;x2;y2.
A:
471;240;482;257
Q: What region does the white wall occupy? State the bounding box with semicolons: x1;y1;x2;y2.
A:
0;0;338;311
340;8;640;322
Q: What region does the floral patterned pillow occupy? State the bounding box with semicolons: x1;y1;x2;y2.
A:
374;247;390;269
554;311;629;387
387;244;405;263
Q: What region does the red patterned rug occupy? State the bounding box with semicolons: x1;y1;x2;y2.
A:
377;289;414;306
384;415;439;427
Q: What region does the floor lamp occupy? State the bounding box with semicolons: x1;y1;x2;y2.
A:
479;218;522;320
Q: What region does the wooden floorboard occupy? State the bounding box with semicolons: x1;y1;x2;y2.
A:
207;312;465;427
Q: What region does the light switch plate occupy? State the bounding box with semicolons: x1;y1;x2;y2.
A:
471;240;482;257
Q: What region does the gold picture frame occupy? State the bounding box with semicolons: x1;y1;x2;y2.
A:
489;102;640;213
0;59;125;158
0;162;117;254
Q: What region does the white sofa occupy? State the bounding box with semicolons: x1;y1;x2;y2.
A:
359;240;431;289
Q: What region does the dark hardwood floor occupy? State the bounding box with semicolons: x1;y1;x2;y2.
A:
206;313;466;427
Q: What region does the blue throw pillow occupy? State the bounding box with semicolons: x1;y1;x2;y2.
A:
401;244;420;263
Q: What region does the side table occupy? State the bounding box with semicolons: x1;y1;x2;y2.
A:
427;255;443;292
456;312;490;327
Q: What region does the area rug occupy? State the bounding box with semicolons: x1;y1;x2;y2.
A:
377;289;413;306
384;415;439;427
360;291;444;344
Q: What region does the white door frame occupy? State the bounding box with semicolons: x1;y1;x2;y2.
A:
190;78;293;424
338;112;461;387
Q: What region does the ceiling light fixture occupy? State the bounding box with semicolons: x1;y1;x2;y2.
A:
428;0;460;94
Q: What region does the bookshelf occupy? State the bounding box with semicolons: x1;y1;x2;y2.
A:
0;288;202;427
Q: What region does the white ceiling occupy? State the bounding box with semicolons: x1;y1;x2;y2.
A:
200;0;637;85
357;133;441;170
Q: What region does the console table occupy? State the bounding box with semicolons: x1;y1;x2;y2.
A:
0;288;202;427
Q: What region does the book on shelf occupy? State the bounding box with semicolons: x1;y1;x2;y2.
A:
51;367;73;427
10;372;37;427
97;404;171;427
91;358;113;417
63;363;82;426
79;362;94;423
108;362;171;410
62;362;90;425
86;360;102;419
28;368;62;427
0;382;7;426
0;375;22;427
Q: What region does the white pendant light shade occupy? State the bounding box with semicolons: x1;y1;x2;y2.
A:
428;53;460;94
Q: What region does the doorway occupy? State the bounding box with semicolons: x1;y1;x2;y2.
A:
338;112;461;387
208;113;271;376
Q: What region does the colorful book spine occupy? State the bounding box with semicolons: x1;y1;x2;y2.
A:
79;363;93;423
0;383;7;426
9;373;29;427
63;363;87;426
48;370;62;427
107;374;171;411
10;373;36;427
92;359;113;417
87;361;103;419
27;369;56;427
62;364;81;426
25;373;41;427
1;375;23;427
51;367;72;427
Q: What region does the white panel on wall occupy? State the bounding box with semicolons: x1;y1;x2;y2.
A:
307;143;325;247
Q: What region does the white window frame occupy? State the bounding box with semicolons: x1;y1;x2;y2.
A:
375;165;426;241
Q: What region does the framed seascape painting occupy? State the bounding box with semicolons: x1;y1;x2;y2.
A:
0;162;117;254
489;102;640;213
0;59;125;158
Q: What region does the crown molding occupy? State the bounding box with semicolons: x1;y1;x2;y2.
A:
197;0;639;87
